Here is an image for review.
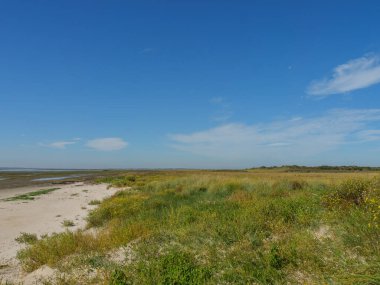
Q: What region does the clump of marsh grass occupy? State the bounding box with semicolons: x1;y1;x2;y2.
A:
88;200;101;206
62;220;75;227
15;232;38;244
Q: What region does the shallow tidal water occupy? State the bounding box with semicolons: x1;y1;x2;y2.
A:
32;175;84;181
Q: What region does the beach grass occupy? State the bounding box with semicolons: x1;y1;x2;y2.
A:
15;232;38;245
62;220;75;227
15;170;380;284
3;188;61;201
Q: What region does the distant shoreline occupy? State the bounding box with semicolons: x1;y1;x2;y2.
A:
1;165;380;172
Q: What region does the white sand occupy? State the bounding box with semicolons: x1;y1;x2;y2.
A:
0;182;119;283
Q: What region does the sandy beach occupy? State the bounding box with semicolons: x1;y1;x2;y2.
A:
0;182;118;283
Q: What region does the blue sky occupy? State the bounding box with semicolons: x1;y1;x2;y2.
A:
1;1;380;168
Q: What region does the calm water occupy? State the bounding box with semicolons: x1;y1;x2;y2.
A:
32;175;84;182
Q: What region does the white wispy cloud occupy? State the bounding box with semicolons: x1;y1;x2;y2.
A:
356;129;380;142
86;137;128;151
40;141;76;149
307;54;380;96
169;109;380;162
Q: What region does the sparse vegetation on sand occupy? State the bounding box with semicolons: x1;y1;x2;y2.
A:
3;188;61;201
15;171;380;284
62;220;75;227
15;232;38;245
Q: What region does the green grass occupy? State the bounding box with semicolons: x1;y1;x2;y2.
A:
3;188;60;201
15;232;38;244
62;220;75;227
16;172;380;284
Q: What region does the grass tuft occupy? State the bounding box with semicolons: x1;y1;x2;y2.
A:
62;220;75;227
15;232;38;244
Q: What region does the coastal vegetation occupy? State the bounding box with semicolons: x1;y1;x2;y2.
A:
2;188;61;201
11;170;380;284
62;220;75;228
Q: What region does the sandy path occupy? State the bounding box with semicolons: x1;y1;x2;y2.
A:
0;182;119;283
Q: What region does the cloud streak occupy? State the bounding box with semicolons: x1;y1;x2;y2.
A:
86;138;128;151
41;141;76;149
169;109;380;164
307;54;380;96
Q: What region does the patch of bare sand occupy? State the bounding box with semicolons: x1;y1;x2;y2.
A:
314;225;333;241
0;182;119;284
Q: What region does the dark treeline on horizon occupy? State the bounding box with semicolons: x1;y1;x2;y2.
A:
251;165;380;172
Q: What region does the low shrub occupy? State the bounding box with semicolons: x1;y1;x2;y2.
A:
324;179;374;208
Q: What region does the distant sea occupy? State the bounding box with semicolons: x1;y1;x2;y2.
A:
0;168;92;172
